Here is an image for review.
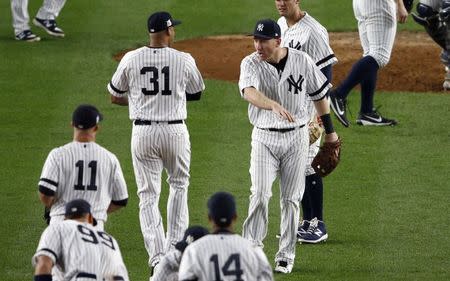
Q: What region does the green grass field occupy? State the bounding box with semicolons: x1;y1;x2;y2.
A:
1;0;449;280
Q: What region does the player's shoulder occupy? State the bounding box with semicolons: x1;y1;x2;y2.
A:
277;16;288;31
241;52;260;65
168;47;195;61
119;46;148;62
288;48;313;60
302;13;330;37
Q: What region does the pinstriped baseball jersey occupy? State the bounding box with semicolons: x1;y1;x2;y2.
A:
32;220;129;281
38;141;128;222
178;233;274;281
151;249;181;281
420;0;441;9
107;46;205;121
277;13;338;69
239;49;330;128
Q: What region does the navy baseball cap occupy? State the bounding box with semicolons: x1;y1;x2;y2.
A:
65;199;98;226
174;226;209;252
251;19;281;39
72;104;103;130
207;192;237;227
147;11;181;33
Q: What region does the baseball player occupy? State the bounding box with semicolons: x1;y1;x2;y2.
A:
412;0;450;90
276;0;338;243
330;0;408;127
239;19;339;273
11;0;66;41
178;192;274;281
151;226;209;281
32;199;129;281
107;11;205;271
38;104;128;231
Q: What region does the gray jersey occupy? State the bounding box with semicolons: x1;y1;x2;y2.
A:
32;220;128;281
107;46;205;121
179;233;273;281
278;13;337;69
38;141;128;222
239;49;330;128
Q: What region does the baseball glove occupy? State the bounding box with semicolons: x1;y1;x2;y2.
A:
403;0;414;12
311;138;342;177
309;117;324;145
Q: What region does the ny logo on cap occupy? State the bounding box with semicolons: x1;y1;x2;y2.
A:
166;19;172;27
257;24;264;32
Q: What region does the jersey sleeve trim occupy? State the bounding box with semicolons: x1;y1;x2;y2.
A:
308;81;329;98
111;198;128;206
108;81;127;95
34;248;58;264
316;54;336;68
39;178;58;187
39;185;56;196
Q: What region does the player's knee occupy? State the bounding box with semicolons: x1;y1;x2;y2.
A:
369;53;390;68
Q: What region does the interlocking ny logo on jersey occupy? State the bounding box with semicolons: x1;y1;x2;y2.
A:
257;24;264;32
288;40;302;50
287;74;305;94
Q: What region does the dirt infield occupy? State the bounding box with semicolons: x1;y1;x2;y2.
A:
114;31;444;92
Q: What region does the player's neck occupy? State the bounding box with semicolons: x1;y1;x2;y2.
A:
149;38;170;48
267;47;287;64
73;131;96;143
287;9;305;27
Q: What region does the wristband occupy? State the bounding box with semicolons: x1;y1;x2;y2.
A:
34;274;52;281
320;113;335;134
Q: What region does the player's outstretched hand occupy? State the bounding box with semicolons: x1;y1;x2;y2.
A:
271;102;295;122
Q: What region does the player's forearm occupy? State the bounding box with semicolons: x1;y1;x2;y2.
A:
39;193;54;208
107;198;128;213
313;97;330;116
110;95;129;106
243;87;277;110
34;256;53;275
313;97;338;142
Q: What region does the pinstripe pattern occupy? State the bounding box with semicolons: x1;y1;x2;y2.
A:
353;0;397;67
32;220;129;281
179;234;274;280
108;47;205;121
278;13;338;69
36;0;67;20
239;46;330;265
10;0;66;34
239;49;330;128
108;45;204;267
420;0;441;8
39;142;128;223
151;249;181;281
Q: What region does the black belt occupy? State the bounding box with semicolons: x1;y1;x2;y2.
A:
258;124;305;133
76;272;96;279
134;119;183;125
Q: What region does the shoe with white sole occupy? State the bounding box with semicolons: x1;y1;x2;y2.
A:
356;110;397;126
15;30;40;42
33;18;65;37
297;217;328;244
329;90;350;127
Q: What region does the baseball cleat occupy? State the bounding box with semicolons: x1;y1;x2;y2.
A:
297;217;328;244
15;30;40;42
329;90;350;127
356;110;397;126
276;220;310;239
33;18;65;37
274;261;293;274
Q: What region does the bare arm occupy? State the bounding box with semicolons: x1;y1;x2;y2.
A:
313;98;338;143
396;0;408;23
243;87;295;122
111;95;128;106
39;192;55;208
107;199;128;214
34;255;53;275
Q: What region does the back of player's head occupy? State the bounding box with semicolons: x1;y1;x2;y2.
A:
207;192;237;227
72;104;103;130
175;225;209;253
147;11;181;33
65;199;97;225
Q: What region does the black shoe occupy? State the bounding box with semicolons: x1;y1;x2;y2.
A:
15;30;40;42
356;110;397;126
329;90;350;127
33;18;65;37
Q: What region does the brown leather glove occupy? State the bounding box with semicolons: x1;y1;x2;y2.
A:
311;138;342;177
